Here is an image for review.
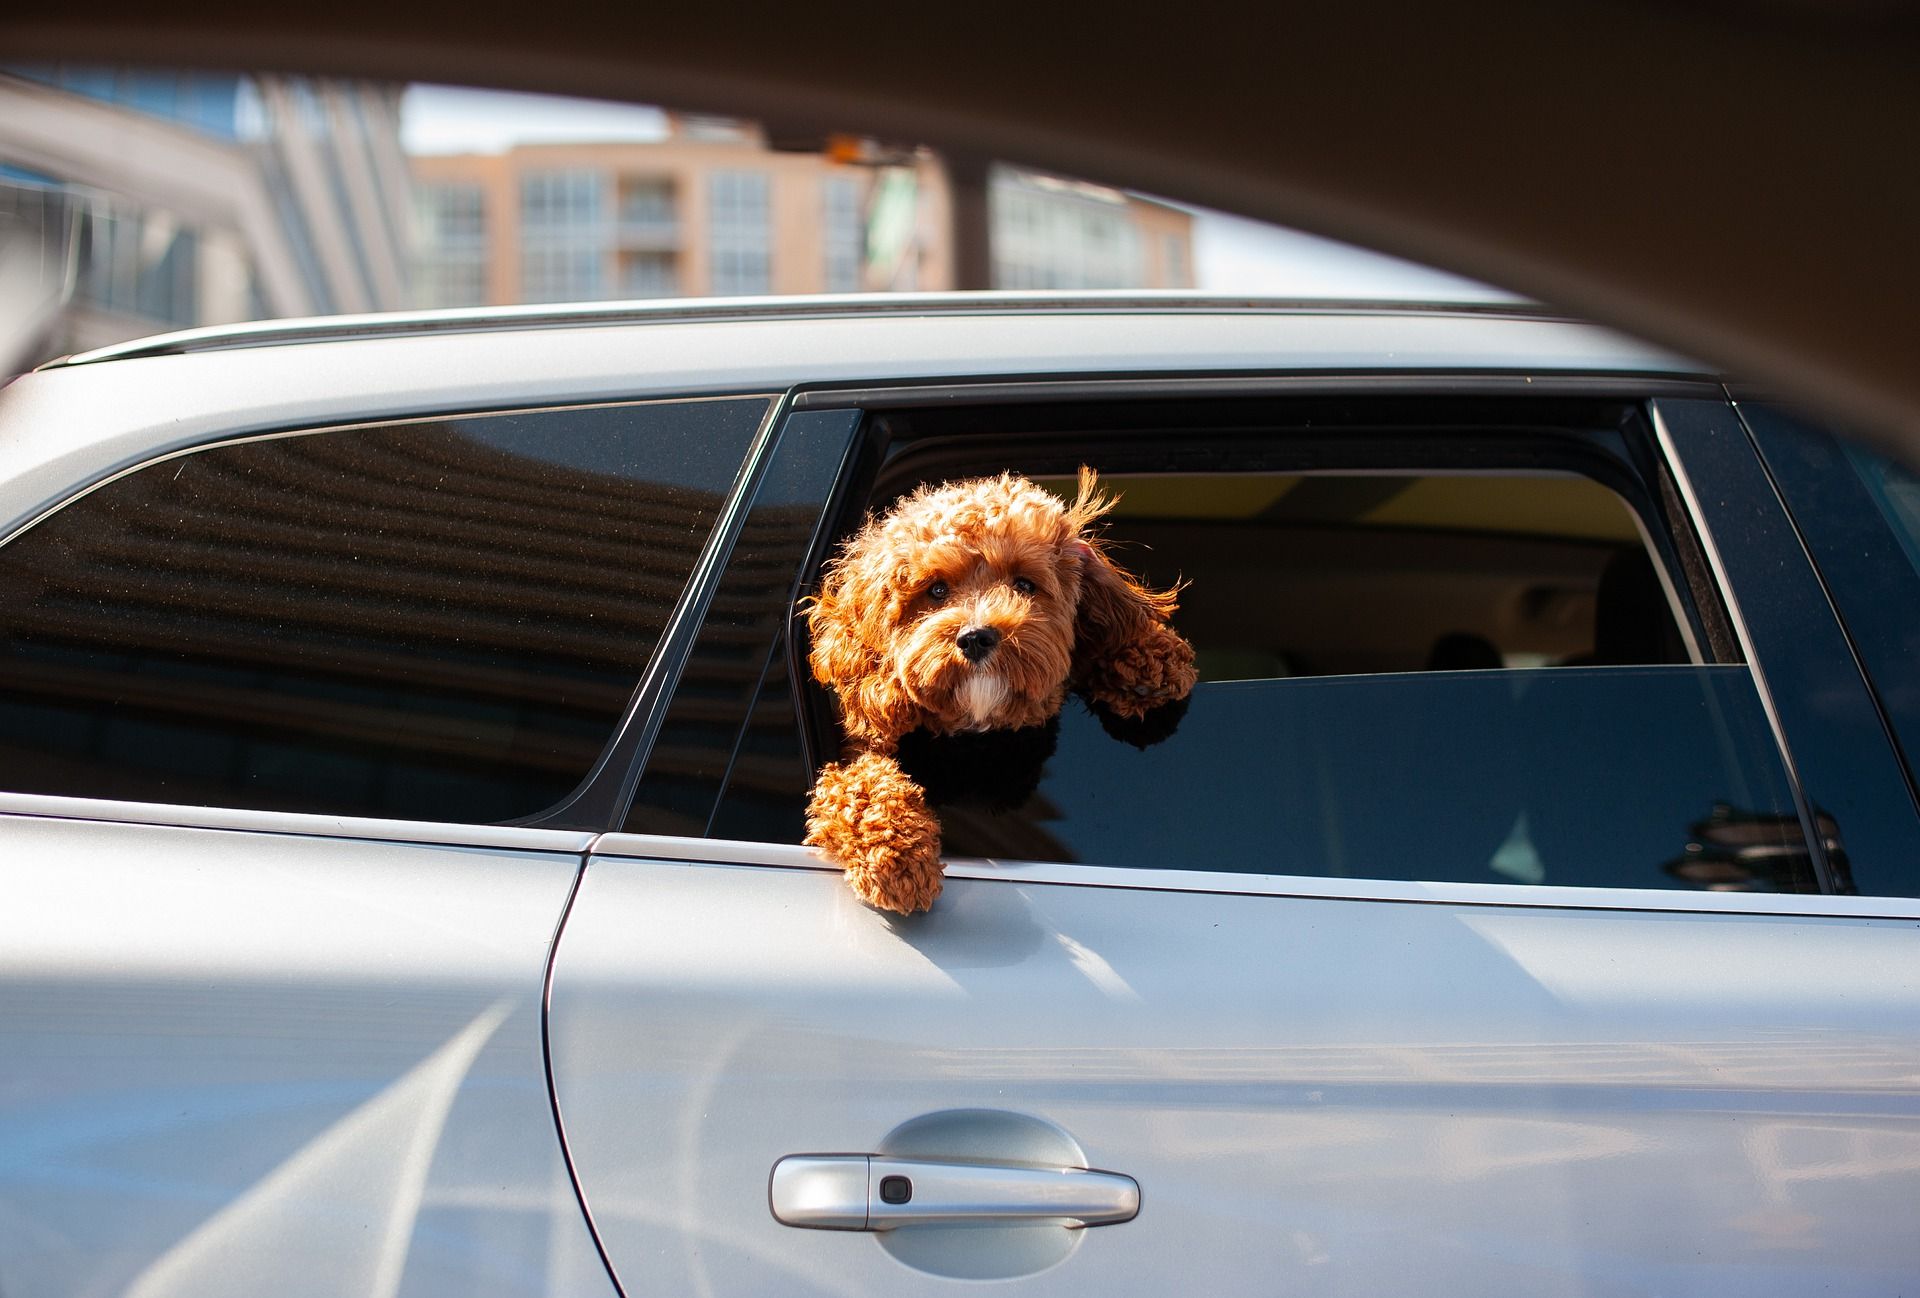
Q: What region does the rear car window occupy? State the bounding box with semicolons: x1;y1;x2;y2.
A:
710;454;1817;894
0;397;768;823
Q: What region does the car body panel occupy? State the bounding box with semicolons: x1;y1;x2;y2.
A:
550;843;1920;1296
0;809;611;1298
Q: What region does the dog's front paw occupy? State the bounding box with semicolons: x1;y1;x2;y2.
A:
1088;692;1190;749
1080;623;1197;721
805;751;944;914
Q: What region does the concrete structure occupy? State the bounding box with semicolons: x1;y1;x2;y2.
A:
409;120;1194;307
0;67;411;358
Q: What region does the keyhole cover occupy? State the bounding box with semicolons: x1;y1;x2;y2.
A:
874;1109;1096;1280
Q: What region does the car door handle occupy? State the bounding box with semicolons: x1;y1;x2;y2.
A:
769;1155;1140;1230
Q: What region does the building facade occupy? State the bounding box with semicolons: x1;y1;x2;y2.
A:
0;66;411;358
409;122;1195;307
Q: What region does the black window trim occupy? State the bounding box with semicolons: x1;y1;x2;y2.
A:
789;371;1729;411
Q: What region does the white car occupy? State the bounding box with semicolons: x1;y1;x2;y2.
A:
3;295;1918;1296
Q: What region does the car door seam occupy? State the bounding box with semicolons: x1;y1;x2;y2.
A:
541;853;630;1298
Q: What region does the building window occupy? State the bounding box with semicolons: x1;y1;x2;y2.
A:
415;183;485;250
520;248;603;304
520;170;607;303
521;170;604;235
621;252;679;298
410;183;488;309
822;176;864;293
991;171;1146;290
709;171;770;295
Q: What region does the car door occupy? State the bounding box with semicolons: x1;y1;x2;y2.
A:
0;388;774;1297
546;386;1920;1296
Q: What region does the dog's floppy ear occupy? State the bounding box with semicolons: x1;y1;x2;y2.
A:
1066;467;1198;721
805;527;920;750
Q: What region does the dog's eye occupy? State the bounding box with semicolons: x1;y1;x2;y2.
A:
926;581;950;603
1011;576;1037;595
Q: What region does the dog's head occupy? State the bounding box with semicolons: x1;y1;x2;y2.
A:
807;468;1186;748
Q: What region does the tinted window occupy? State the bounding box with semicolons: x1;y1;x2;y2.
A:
1742;410;1920;788
625;410;856;836
0;398;767;822
924;668;1812;892
1846;441;1920;564
1722;401;1920;896
706;634;813;843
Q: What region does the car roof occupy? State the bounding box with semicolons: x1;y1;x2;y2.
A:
0;294;1706;544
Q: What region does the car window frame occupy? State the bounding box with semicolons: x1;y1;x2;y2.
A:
674;376;1888;899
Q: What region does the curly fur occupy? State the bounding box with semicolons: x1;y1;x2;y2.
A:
804;468;1196;913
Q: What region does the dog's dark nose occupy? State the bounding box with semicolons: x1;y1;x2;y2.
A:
956;625;1001;663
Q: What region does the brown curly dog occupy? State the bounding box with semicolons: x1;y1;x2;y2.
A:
804;468;1196;913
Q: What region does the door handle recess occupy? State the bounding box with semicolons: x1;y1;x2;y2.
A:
770;1155;1139;1230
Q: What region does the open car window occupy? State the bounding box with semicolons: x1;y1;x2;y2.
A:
1025;469;1692;681
696;408;1818;894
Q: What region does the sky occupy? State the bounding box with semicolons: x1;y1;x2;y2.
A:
401;85;1516;302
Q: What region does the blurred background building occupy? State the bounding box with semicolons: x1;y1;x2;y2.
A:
0;66;411;357
1;67;1480;374
407;115;1194;308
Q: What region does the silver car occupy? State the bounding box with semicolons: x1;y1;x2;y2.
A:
3;296;1918;1297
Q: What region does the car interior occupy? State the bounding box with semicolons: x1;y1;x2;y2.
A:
852;395;1710;684
1015;468;1687;681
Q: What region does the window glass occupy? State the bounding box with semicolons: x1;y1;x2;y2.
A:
714;463;1817;892
822;176;864;293
1733;404;1920;896
921;667;1808;891
628;410;857;837
1845;441;1920;577
709;170;771;295
0;398;767;823
707;634;812;844
519;169;607;303
410;181;488;309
